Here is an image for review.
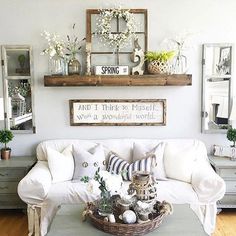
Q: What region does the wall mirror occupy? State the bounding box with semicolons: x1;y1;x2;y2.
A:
202;43;233;133
1;45;36;133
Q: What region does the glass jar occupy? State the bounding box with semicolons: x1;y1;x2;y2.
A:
68;57;81;75
49;55;65;75
97;191;113;216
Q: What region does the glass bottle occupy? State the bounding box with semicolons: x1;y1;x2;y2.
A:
49;55;65;75
68;57;81;75
172;50;188;74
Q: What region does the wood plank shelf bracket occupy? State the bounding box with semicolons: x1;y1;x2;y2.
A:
44;74;192;87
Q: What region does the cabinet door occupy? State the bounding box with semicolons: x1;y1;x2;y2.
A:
1;45;36;133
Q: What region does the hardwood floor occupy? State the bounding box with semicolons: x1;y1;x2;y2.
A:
213;209;236;236
0;209;28;236
0;209;235;236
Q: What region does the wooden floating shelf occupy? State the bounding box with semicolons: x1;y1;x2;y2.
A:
44;74;192;87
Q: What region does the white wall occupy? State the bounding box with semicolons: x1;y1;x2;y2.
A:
0;0;236;156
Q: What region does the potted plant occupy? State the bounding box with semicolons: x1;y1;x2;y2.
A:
66;24;85;75
145;51;175;74
18;54;26;69
227;128;236;147
0;129;14;160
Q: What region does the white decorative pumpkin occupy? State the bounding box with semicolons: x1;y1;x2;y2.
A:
122;210;137;224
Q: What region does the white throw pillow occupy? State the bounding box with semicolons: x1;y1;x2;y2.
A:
132;142;167;180
72;144;106;180
46;145;74;183
164;143;197;183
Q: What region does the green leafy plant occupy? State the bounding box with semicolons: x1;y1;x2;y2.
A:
81;168;108;194
81;168;112;213
18;55;26;68
145;51;175;62
80;176;89;183
0;129;14;150
227;128;236;147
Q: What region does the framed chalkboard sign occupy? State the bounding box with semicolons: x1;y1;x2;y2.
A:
69;99;166;126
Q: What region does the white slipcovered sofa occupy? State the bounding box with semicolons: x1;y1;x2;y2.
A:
18;139;225;236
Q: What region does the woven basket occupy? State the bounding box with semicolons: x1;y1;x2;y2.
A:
147;60;169;74
87;204;167;236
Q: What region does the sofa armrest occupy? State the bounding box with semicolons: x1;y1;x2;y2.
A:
191;160;226;203
18;161;52;205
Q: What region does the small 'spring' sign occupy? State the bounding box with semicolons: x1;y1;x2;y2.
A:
95;66;129;75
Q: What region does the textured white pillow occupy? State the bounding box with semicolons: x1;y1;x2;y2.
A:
132;142;167;180
164;144;196;183
72;144;106;180
46;145;74;183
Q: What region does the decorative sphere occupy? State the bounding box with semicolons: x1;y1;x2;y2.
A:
122;210;137;224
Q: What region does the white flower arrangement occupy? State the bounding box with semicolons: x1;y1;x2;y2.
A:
41;30;66;59
96;7;137;49
81;169;123;196
161;30;195;54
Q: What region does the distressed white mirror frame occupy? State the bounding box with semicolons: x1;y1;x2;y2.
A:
201;43;234;133
1;45;36;134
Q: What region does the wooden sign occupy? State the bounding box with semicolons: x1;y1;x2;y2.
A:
69;99;166;126
95;66;129;75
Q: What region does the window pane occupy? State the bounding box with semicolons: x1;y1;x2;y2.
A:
6;49;30;76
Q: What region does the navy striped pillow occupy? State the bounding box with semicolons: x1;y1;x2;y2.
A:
107;153;154;181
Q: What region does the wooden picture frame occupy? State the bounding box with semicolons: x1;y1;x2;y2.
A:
86;9;148;73
69;99;166;126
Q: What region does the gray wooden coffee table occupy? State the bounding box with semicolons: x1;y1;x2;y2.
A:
46;204;207;236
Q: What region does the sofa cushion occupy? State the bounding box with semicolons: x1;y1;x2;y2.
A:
156;179;199;203
72;144;106;180
164;143;197;183
108;152;158;181
133;142;167;180
47;145;74;183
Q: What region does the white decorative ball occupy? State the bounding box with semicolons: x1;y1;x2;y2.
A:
122;210;137;224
